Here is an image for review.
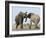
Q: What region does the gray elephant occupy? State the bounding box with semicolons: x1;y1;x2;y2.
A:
27;13;40;28
15;12;27;29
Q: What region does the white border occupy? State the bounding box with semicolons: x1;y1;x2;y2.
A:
9;3;43;35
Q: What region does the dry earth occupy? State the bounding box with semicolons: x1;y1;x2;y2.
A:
12;24;40;31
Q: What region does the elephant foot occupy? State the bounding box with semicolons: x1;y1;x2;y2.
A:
21;26;23;29
21;25;23;29
29;25;31;29
36;26;39;28
16;25;18;29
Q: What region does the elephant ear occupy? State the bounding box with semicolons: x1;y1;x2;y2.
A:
27;13;31;18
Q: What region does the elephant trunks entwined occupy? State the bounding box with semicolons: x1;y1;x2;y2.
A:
15;12;40;29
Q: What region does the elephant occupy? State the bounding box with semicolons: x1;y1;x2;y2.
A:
15;12;27;29
27;13;40;28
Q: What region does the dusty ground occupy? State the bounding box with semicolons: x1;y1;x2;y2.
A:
12;24;40;31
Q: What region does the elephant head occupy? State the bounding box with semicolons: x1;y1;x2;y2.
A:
19;11;28;22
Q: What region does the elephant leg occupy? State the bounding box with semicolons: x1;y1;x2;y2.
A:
19;18;22;29
35;23;38;28
21;24;23;29
16;23;19;29
21;20;23;29
31;20;32;25
16;25;18;29
35;20;38;28
21;18;23;29
30;20;32;29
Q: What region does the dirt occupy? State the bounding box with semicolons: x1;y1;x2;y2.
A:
12;24;40;31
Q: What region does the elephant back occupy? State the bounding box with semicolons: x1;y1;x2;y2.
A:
31;14;40;24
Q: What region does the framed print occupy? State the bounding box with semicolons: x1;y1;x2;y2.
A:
5;1;45;37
